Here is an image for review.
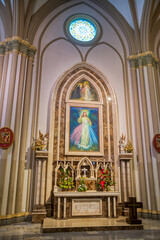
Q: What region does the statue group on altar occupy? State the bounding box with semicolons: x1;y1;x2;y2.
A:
32;130;49;151
119;134;134;153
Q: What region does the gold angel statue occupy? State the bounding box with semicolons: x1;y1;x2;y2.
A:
32;131;49;151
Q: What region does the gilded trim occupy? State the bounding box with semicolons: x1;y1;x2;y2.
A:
0;36;36;59
128;51;159;69
0;212;30;220
137;209;160;215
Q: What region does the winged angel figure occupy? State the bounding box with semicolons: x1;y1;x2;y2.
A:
32;131;49;151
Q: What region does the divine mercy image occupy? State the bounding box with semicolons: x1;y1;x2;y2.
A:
69;107;99;152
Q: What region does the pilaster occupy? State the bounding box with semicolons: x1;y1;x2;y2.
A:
128;51;160;218
0;36;36;216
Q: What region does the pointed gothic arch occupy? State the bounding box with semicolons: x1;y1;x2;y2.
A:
47;62;119;197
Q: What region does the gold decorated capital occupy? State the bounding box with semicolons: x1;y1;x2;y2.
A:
0;36;36;59
128;51;159;69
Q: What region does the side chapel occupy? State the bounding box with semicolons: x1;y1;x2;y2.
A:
0;0;160;225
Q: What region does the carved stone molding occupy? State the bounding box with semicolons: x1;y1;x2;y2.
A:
119;153;133;160
0;36;36;59
128;51;159;69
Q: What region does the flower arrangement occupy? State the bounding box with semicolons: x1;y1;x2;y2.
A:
124;141;133;153
32;131;48;151
58;169;75;191
77;177;87;192
97;168;115;191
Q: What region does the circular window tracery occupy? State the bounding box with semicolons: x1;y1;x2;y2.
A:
69;19;97;42
65;14;101;46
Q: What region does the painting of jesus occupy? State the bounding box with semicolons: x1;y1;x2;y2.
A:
70;80;98;101
69;107;99;152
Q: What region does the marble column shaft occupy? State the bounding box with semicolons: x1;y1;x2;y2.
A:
0;50;18;215
153;69;160;120
128;51;160;216
138;65;157;211
146;64;160;211
129;67;148;209
0;37;35;216
63;198;66;219
113;197;116;217
126;161;131;198
0;53;4;89
147;65;159;133
58;198;61;219
0;53;9;125
121;161;127;202
7;54;27;215
15;57;34;213
108;197;111;218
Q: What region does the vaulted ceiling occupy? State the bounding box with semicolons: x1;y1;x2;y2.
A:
0;0;160;55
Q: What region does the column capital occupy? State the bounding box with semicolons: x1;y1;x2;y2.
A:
0;36;36;59
0;42;5;55
128;51;159;69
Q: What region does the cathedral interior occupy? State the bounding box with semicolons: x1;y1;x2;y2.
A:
0;0;160;236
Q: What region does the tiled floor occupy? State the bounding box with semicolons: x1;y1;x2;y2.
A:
0;218;160;240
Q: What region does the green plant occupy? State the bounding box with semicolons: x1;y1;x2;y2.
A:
97;169;115;191
77;177;87;192
58;169;75;191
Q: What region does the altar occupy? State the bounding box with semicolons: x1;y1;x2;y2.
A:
54;191;120;219
31;70;134;225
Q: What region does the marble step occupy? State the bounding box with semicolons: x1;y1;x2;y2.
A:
43;217;143;233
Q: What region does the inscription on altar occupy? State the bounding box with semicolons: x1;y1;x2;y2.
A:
72;199;102;216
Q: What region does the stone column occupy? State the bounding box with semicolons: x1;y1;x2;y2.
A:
41;159;46;205
128;57;148;210
126;161;131;198
128;52;160;217
0;38;19;215
63;198;66;219
121;160;127;202
119;154;133;202
7;45;28;215
108;197;111;218
113;197;116;217
34;159;38;205
0;42;5;89
36;160;42;205
138;56;157;212
15;47;36;213
57;198;61;219
0;41;11;125
146;55;160;212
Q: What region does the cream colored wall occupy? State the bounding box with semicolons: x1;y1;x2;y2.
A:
31;2;129;143
38;40;81;134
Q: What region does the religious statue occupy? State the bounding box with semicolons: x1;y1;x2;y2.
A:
32;131;49;151
81;167;88;178
119;133;126;153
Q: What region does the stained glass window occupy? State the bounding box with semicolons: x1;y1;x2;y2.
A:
69;19;97;42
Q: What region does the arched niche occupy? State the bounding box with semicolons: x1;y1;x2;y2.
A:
65;73;103;105
76;157;95;179
47;63;119;197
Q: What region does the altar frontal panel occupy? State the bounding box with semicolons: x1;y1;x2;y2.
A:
72;198;102;216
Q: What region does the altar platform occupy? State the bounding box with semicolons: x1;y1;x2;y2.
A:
43;216;143;233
